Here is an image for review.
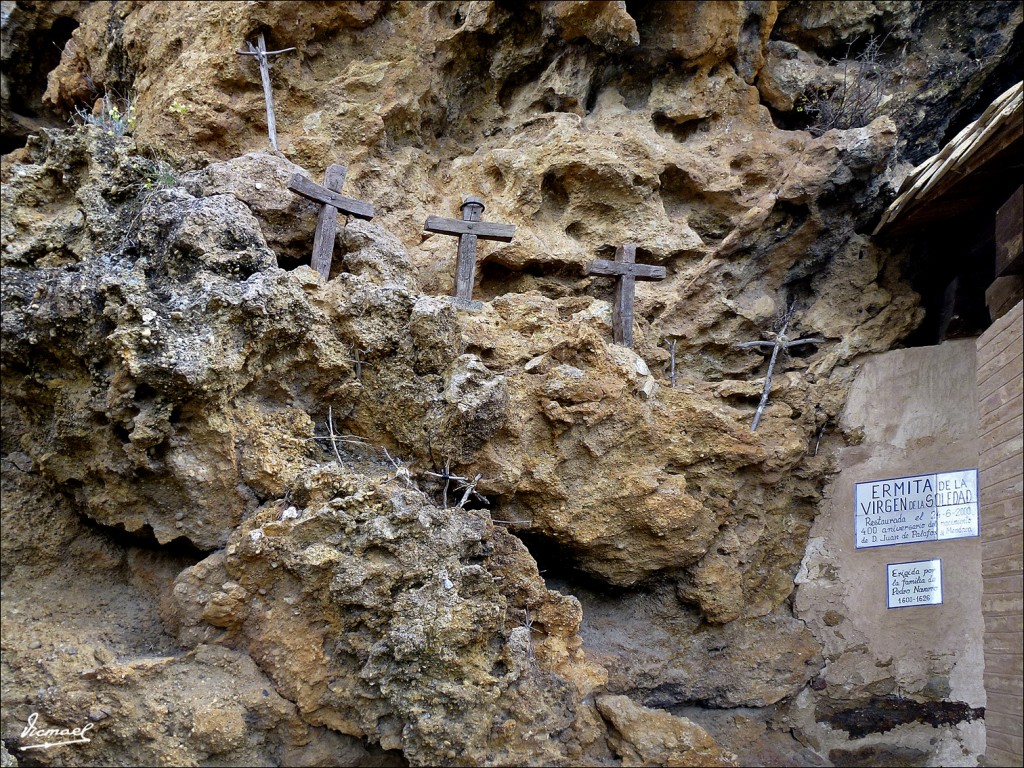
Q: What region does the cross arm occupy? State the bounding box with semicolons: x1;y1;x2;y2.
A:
288;174;374;219
584;259;666;280
424;215;515;242
735;341;777;350
782;337;825;348
236;46;297;56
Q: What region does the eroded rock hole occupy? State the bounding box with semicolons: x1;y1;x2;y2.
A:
1;15;79;153
512;530;634;596
77;516;212;562
659;166;737;241
478;259;582;301
540;172;570;220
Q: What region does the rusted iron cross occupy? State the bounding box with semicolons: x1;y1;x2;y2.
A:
584;243;666;348
236;33;295;151
288;164;374;280
424;197;515;302
735;304;823;431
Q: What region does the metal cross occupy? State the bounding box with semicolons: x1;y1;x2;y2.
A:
584;243;666;348
424;197;515;302
236;32;295;150
288;164;374;280
735;305;823;431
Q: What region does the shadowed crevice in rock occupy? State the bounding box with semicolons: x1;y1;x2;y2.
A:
514;533;645;598
75;512;214;562
0;10;79;153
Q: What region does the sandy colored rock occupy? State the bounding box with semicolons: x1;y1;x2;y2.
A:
168;466;612;765
597;694;738;767
2;1;1019;765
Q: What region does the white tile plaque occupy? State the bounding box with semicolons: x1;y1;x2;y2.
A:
887;559;943;608
855;469;978;548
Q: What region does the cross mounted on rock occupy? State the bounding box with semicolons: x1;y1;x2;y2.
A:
288;164;374;280
424;197;516;302
735;304;824;432
236;32;295;151
584;243;666;348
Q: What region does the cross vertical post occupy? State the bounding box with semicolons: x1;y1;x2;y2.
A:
456;198;484;301
584;243;667;348
311;164;346;279
613;244;637;347
424;197;516;302
236;32;295;151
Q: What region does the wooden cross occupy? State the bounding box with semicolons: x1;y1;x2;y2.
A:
424;197;515;302
584;243;666;348
288;164;374;280
735;304;824;431
236;33;295;151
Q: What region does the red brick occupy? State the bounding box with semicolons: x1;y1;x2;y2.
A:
979;399;1022;437
981;514;1024;539
981;414;1024;451
982;531;1024;557
986;747;1024;768
979;475;1023;504
981;453;1024;488
981;375;1024;417
985;713;1024;747
983;594;1024;614
987;690;1024;716
980;438;1023;469
986;741;1024;768
981;498;1022;524
983;555;1024;578
978;301;1023;353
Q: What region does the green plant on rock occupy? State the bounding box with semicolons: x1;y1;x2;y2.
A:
71;91;137;137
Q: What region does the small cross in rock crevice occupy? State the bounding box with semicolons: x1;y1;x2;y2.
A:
584;243;666;348
424;197;516;303
288;164;374;280
735;304;824;432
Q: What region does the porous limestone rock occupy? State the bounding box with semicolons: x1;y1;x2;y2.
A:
167;465;613;766
2;1;1020;765
596;694;739;767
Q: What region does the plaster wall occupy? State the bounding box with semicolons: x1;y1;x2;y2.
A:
794;338;986;767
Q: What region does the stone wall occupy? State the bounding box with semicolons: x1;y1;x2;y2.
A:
794;339;986;766
977;299;1024;766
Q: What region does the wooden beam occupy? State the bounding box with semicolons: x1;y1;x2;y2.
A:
584;259;666;280
288;173;374;219
424;215;516;241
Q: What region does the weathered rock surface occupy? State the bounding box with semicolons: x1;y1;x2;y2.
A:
1;1;1019;765
166;465;613;766
596;694;738;767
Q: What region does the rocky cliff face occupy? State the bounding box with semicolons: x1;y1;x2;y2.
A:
1;1;1019;766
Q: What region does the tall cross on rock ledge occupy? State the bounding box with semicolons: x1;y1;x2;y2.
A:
424;197;515;302
288;164;374;280
585;243;666;348
236;33;295;151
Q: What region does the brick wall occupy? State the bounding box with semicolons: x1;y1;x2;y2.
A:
977;299;1024;766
